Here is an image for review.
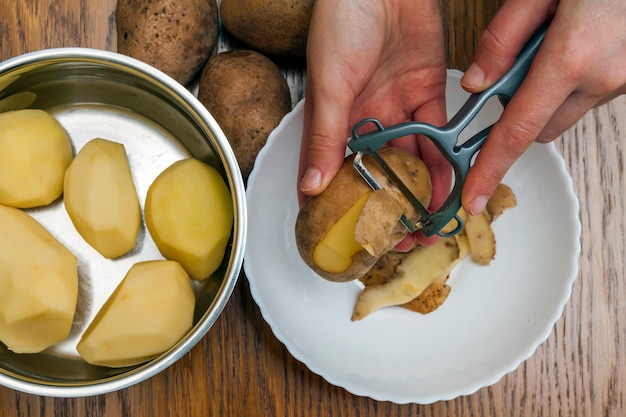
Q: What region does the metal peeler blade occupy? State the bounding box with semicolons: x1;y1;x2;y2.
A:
347;25;547;237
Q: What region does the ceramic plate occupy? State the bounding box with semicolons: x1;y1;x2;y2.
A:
244;70;581;404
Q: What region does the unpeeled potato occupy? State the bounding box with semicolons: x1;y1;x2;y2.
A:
116;0;219;85
220;0;314;58
76;260;195;367
0;204;78;353
295;147;432;282
64;138;141;259
145;158;234;281
198;50;292;179
0;109;73;208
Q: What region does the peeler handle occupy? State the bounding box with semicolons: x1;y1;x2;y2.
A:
443;23;549;158
423;24;548;236
347;25;548;237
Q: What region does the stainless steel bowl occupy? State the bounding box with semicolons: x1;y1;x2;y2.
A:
0;48;247;397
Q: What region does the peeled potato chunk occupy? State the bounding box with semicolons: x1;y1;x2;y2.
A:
76;260;195;368
64;138;141;259
0;109;73;208
145;158;234;281
0;204;78;353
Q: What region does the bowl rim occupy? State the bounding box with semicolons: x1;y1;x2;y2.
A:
0;47;248;397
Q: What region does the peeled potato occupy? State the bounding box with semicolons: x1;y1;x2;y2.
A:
76;260;195;367
63;138;141;259
0;204;78;353
145;158;234;281
0;109;73;208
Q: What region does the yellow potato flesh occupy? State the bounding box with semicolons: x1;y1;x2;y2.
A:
0;204;78;353
312;192;370;274
145;158;234;281
76;260;195;367
0;109;73;208
64;138;141;259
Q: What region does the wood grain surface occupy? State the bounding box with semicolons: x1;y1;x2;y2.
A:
1;1;625;416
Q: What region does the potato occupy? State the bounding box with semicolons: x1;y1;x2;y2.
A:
64;138;141;259
116;0;219;86
0;109;72;208
198;50;292;179
295;147;432;282
76;260;195;367
220;0;314;58
0;204;78;353
145;158;233;281
351;237;460;321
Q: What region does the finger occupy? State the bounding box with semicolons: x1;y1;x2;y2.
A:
536;91;603;143
298;82;353;203
462;50;575;215
394;234;416;252
461;0;555;93
415;232;440;247
395;230;439;251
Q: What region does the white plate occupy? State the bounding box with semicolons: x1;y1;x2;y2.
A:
244;70;581;404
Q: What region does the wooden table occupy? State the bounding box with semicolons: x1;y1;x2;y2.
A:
1;1;625;416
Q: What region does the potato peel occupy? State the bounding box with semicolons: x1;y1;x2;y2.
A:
355;189;405;257
464;211;496;265
295;147;432;282
402;282;451;314
486;183;517;220
352;237;460;321
353;182;517;320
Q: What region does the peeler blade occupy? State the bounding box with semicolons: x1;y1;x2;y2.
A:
352;150;430;234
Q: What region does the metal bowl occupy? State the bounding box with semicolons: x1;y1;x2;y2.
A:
0;48;246;397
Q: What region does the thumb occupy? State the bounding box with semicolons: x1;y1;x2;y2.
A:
461;0;553;93
298;85;353;202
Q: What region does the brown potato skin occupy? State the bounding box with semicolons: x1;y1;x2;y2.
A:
220;0;314;58
116;0;218;86
198;50;292;179
295;147;432;282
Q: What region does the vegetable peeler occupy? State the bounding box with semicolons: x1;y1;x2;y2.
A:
347;25;547;237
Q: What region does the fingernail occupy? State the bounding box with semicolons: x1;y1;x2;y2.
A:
462;64;486;90
300;167;322;192
468;195;489;216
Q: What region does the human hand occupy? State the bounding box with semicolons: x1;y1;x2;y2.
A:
298;0;451;246
460;0;626;215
